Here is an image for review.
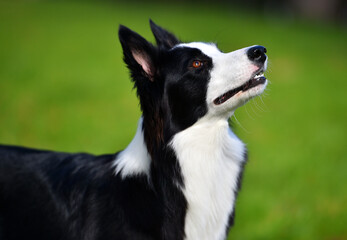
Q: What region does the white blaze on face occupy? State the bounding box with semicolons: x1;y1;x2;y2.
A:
176;42;268;118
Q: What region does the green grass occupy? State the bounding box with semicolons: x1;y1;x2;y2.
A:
0;1;346;239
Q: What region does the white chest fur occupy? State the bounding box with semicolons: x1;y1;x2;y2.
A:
170;117;246;240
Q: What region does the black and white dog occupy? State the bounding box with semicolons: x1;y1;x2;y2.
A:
0;20;268;240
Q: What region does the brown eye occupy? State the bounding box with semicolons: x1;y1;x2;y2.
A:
192;60;203;68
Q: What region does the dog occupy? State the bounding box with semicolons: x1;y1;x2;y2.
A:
0;20;268;240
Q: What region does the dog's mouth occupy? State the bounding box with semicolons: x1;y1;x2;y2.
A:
213;70;266;105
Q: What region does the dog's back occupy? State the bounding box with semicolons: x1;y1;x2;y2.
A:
0;145;164;240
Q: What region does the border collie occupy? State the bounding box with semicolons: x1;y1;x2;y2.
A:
0;20;268;240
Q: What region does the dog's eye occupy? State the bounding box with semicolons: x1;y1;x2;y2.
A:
192;60;203;68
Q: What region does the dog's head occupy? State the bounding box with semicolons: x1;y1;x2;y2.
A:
119;20;268;146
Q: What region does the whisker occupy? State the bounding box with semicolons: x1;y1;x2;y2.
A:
244;104;255;120
232;113;250;134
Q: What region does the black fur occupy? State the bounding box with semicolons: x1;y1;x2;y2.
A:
0;20;246;240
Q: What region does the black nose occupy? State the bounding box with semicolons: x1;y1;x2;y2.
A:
247;46;267;64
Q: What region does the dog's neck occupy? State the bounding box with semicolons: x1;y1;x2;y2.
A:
114;116;247;240
170;116;246;240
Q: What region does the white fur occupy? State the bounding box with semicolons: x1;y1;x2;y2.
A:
113;117;151;178
172;42;267;240
170;117;246;240
177;42;268;118
175;42;220;57
114;42;266;239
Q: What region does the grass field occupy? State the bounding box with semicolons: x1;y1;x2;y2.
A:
0;1;346;239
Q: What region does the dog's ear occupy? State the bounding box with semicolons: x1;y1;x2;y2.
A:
119;25;157;82
150;19;180;49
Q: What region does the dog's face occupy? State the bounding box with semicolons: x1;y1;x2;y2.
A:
168;42;268;120
119;21;267;132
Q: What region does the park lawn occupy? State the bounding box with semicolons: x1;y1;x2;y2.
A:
0;1;346;239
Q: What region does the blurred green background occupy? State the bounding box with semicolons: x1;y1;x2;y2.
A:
0;0;346;239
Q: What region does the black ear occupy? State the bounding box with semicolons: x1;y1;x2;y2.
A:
150;19;180;49
119;25;157;81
